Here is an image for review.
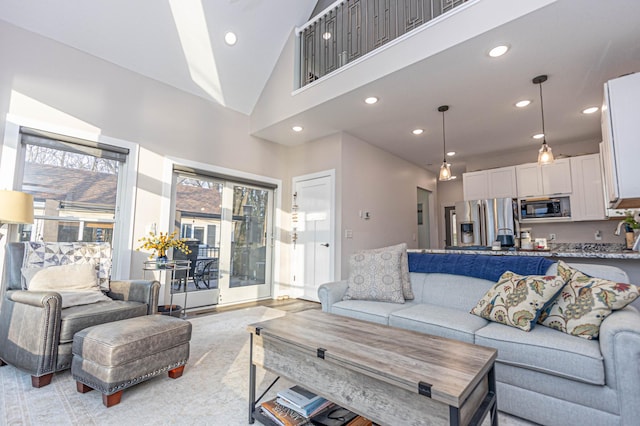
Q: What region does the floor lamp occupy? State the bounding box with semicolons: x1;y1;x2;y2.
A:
0;190;34;241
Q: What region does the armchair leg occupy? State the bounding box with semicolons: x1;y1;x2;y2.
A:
31;373;53;388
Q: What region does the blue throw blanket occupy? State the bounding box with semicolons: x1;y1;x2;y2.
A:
407;252;554;282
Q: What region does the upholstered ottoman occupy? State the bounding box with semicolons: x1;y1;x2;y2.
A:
71;315;192;407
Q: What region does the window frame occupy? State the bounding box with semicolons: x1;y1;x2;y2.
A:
0;117;139;279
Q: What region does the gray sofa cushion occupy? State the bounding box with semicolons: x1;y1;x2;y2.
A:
59;301;148;343
475;321;604;385
389;304;488;343
418;273;494;309
331;300;418;325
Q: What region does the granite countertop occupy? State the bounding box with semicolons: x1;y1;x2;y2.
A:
411;243;640;260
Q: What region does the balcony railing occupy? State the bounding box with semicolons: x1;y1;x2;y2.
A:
296;0;468;88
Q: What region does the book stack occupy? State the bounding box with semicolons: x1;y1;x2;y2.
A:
260;398;311;426
277;386;335;419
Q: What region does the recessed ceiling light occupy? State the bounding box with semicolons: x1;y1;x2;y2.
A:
515;100;531;108
582;106;599;114
364;97;378;104
322;32;331;40
412;129;424;135
533;133;545;140
447;151;456;157
292;126;303;132
224;31;237;46
488;44;510;58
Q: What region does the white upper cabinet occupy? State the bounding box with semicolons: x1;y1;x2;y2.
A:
570;154;606;221
463;166;517;200
516;164;543;198
542;159;572;195
601;72;640;208
516;159;572;197
487;167;517;199
463;170;488;200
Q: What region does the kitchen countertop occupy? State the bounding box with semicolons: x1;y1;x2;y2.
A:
410;246;640;260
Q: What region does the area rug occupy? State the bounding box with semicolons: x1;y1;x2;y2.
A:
0;306;534;425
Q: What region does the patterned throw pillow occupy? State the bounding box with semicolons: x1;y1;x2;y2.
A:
470;271;566;331
366;243;413;300
343;248;405;304
22;242;112;291
538;261;640;339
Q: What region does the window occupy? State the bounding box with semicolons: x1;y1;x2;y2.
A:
17;127;128;250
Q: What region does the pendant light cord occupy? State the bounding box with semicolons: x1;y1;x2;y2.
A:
539;82;546;143
442;109;446;162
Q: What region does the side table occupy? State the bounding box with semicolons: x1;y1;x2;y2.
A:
143;260;191;317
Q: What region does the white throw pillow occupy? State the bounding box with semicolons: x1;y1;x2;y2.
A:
22;264;111;308
365;243;413;300
23;263;100;291
343;248;405;304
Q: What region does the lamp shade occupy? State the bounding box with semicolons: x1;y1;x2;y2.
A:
0;190;34;224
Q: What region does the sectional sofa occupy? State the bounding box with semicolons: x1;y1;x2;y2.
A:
318;253;640;426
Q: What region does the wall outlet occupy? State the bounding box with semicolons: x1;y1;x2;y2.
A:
595;230;602;241
548;233;556;241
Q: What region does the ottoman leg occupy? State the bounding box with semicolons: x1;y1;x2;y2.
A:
168;365;185;379
103;391;123;408
76;382;93;393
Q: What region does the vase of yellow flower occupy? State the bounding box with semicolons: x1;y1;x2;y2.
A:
137;230;191;269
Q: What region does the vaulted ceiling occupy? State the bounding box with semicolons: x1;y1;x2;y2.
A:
1;0;639;176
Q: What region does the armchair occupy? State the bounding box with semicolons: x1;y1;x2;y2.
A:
0;242;160;388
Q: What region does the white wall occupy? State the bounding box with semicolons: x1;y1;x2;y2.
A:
340;133;437;277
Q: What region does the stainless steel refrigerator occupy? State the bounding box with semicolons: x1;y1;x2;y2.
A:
453;198;519;248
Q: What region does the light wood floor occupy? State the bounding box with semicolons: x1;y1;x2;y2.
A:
187;297;321;318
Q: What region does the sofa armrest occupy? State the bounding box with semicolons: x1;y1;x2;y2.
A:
107;280;161;315
0;290;62;376
599;306;640;421
317;280;348;313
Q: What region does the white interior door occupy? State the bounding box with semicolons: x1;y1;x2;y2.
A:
293;172;334;301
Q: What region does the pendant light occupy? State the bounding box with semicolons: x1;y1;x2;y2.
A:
438;105;452;181
533;75;554;165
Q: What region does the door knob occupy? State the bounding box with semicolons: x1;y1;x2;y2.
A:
321;243;330;247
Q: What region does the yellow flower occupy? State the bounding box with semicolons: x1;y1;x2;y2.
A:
136;230;192;259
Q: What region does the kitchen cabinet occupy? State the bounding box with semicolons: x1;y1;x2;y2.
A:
601;72;640;208
516;159;572;197
570;154;606;221
463;166;516;200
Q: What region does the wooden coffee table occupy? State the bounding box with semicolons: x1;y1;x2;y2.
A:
248;310;497;426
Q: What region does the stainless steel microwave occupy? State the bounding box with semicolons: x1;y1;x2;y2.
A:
520;198;563;219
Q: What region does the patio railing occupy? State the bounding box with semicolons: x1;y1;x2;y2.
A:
296;0;468;88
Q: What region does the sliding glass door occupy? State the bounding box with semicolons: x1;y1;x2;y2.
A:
173;172;273;309
218;183;272;305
